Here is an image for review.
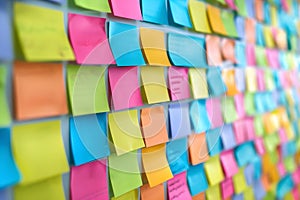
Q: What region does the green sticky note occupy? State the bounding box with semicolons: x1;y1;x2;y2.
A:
244;93;256;116
244;187;255;200
284;156;296;173
0;66;11;126
268;150;279;164
284;192;294;200
73;0;111;13
111;190;138;200
235;0;247;17
233;168;247;194
205;184;221;200
67;65;110;116
254;115;265;136
255;46;268;67
222;96;238;123
263;191;276;200
290;36;297;52
109;151;142;197
264;69;275;91
221;10;238;37
286;52;295;69
264;133;279;153
204;156;224;186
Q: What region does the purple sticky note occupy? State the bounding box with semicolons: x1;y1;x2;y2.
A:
206;98;224;129
232;120;247;144
256;69;265;91
246;44;256;66
221;178;234;199
246;0;255;18
220;124;236;150
254;180;265;199
0;189;11;200
235;68;245;92
169;103;191;139
0;0;13;60
234;93;246;119
235;16;245;39
244;164;254;185
220;150;239;178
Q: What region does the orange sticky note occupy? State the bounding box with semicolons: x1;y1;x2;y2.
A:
275;29;287;50
206;35;223;66
140;106;169;147
188;133;210;165
222;69;239;96
140;28;171;66
192;192;205;200
188;0;211;33
207;5;227;35
245;18;256;44
255;0;264;22
221;39;236;64
140;183;164;200
142;144;173;187
13;61;68;121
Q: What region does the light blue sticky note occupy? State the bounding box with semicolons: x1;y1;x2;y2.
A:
246;0;255;18
70;113;110;166
273;71;281;89
167;33;206;67
168;0;192;27
276;175;294;199
168;103;192;139
254;93;265;114
0;0;13;61
256;23;265;46
0;128;20;188
187;163;208;196
235;42;246;67
141;0;168;25
235;16;245;39
166;138;189;175
190;100;210;133
253;179;265;199
234;142;256;167
108;21;146;66
279;52;289;70
206;128;223;156
282;141;297;157
252;156;262;180
0;189;12;200
220;124;236;150
263;2;271;24
207;68;227;97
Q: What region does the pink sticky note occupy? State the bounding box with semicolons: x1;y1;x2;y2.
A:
266;49;279;69
110;0;142;20
234;93;246;119
167;171;192;200
292;187;300;200
206;98;224;129
277;161;286;177
168;66;190;101
246;44;256;66
245;117;256;140
71;160;109;200
108;66;143;110
292;168;300;184
225;0;237;10
68;13;115;65
254;138;265;155
232;120;247;144
279;71;289;89
281;0;289;12
278;128;288;144
221;178;234;199
256;69;265;91
220;150;238;178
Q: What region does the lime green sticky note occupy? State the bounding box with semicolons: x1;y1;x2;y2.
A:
290;36;297;52
286;52;296;69
222;96;238;123
263;191;276;200
111;189;138;200
268;150;279;164
264;133;279;153
204;156;224;186
67;65;110;116
255;46;268;67
284;156;296;173
264;69;275;91
235;0;247;17
12;120;69;185
14;2;74;61
244;187;255;200
206;184;221;200
254;115;265;136
109;152;142;197
233;168;247;194
14;176;65;200
244;92;256;116
108;110;145;155
0;66;11;126
73;0;111;12
221;10;238;37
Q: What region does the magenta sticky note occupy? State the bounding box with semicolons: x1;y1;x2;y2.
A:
225;0;237;10
245;117;256;140
70;160;109;200
234;93;246;119
254;138;265;155
256;69;265;91
206;98;224;129
108;66;143;110
266;49;279;69
221;178;234;199
277;161;286;177
292;168;300;184
68;13;115;65
220;150;238;178
278;128;288;144
246;44;256;66
110;0;142;20
292;187;300;200
232;120;247;144
167;171;192;200
168;66;190;101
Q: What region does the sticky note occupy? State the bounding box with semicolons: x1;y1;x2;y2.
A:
245;67;257;92
206;184;221;200
207;5;227;35
191;192;205;200
263;26;275;48
188;0;211;33
234;142;256;167
221;10;238;37
189;68;208;99
168;0;192;27
206;98;224;128
222;69;239;96
190;100;210;133
0;0;13;60
220;124;236;150
73;0;110;12
168;67;190;100
169;103;192;139
108;66;143;110
141;0;168;25
204;156;225;185
12;120;68;185
222;96;238;123
207;68;227;96
221;178;234;199
225;0;237;9
206;35;222;67
255;46;268;67
266;49;279;69
14;3;74;61
108;110;144;155
140;183;164;200
110;0;142;20
0;67;11;126
244;92;256;116
235;42;246;67
246;44;256;66
233;168;248;194
275;29;287;50
109;151;142;197
167;138;189;175
244;163;255;185
206;128;223;156
235;0;247;16
220;150;238;178
255;0;264;22
0;128;20;188
168;33;207;67
187;164;208;196
221;39;237;64
245;18;256;44
256;69;265;92
141;66;169;104
168;172;192;200
188;133;210;165
108;21;145;66
142;144;173;187
235;16;245;39
70;160;108;200
14;176;65;200
0;189;11;200
232;120;247;144
265;69;275;91
13;61;68;120
67;65;109;116
141;106;168;147
68;14;114;65
70;113;110;166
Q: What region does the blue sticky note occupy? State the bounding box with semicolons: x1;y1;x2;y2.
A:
235;42;246;67
234;142;257;167
276;175;294;199
282;141;297;157
254;93;265;114
190;100;210;133
168;0;192;27
220;124;236;150
264;2;271;24
167;33;207;67
253;179;265;199
244;163;254;186
273;71;281;89
256;23;265;46
141;0;168;25
207;68;227;96
0;189;12;200
206;128;223;156
252;156;262;180
70;113;110;166
0;0;13;61
108;21;146;66
0;128;20;188
235;16;245;39
168;103;192;139
187;164;208;196
166;138;189;175
246;0;255;18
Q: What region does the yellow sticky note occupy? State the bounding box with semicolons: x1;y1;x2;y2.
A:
140;67;170;104
142;144;173;187
111;189;138;200
204;156;224;186
73;0;111;13
140;28;171;66
14;176;65;200
263;26;275;48
245;67;257;92
233;168;247;194
108;110;145;155
270;6;278;26
12;120;69;185
188;0;211;33
205;184;221;200
243;187;254;200
189;68;208;99
14;2;74;61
